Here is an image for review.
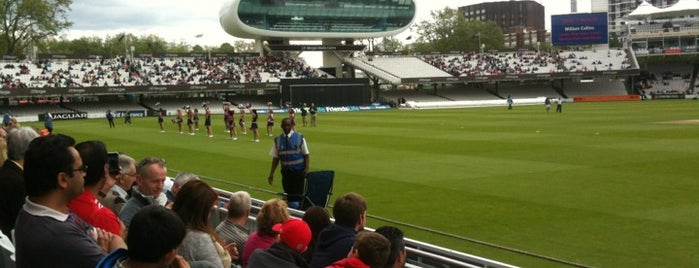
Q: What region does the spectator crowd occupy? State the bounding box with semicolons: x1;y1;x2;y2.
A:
0;126;407;267
1;55;322;89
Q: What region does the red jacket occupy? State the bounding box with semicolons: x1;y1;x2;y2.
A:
67;190;121;235
325;257;370;268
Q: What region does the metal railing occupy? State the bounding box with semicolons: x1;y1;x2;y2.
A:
210;187;519;268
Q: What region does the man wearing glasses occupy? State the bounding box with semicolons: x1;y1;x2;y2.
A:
103;154;137;215
68;141;126;237
15;134;125;267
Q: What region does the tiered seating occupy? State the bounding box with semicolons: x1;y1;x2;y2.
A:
642;63;694;94
420;49;634;77
1;55;321;89
562;79;628;97
361;57;453;79
422;52;558;76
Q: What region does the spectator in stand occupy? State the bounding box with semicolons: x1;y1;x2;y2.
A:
250;109;260;142
96;205;191;268
242;198;290;267
174;180;237;268
15;134;126;267
0;127;39;238
309;103;317;127
215;190;252;266
326;231;390;268
166;172;200;204
301;206;331;264
310;192;368;268
268;117;310;209
68;141;125;236
374;226;407;268
119;157;169;227
103;154;137;215
247;218;312;268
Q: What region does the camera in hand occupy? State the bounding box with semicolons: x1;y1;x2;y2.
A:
108;152;120;174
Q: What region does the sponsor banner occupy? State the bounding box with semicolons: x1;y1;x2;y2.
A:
258;105;391;114
358;105;392;110
114;110;147;117
1;83;280;97
268;45;366;51
38;112;88;121
652;94;685;100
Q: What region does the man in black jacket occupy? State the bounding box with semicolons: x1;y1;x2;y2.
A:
0;127;38;238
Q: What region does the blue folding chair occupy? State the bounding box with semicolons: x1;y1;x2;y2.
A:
301;170;335;210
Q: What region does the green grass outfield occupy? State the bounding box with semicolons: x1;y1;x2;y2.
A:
26;100;699;267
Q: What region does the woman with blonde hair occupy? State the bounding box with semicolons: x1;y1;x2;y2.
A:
173;180;237;268
241;198;289;267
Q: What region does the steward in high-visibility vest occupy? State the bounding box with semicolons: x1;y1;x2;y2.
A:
268;118;310;209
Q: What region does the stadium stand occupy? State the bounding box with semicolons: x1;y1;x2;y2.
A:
207;182;519;268
420;49;633;77
353;56;453;79
1;55;320;89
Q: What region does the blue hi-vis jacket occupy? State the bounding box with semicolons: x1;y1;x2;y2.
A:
275;132;306;171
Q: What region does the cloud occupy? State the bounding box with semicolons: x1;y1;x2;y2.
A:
65;0;232;45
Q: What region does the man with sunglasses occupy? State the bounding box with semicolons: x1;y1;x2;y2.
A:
15;134;126;267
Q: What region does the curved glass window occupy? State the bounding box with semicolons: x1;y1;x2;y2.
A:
238;0;416;33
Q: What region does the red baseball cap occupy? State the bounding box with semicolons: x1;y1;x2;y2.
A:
272;219;312;253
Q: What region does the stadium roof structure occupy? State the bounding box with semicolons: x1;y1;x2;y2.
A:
626;0;662;19
625;0;699;19
219;0;417;40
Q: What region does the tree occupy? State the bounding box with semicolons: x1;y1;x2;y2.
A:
130;34;168;55
411;7;504;52
191;44;205;53
166;41;190;53
374;36;404;52
0;0;73;55
609;32;622;48
213;42;236;53
233;40;255;52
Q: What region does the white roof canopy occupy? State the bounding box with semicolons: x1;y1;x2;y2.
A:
625;0;699;19
626;1;662;19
